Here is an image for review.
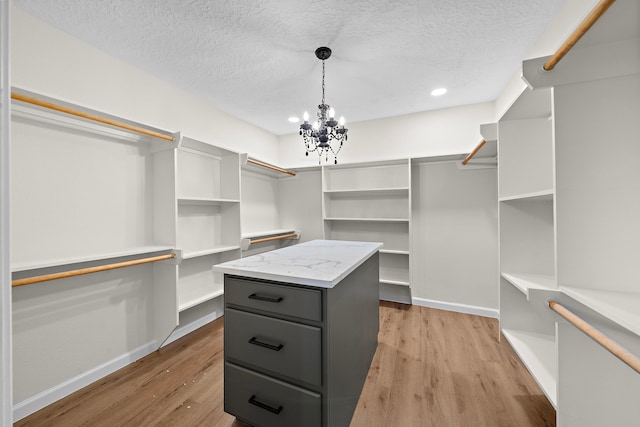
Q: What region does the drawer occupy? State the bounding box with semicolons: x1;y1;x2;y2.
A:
225;362;321;427
225;308;321;386
225;276;322;321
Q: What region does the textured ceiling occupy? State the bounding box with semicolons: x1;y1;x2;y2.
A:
13;0;566;135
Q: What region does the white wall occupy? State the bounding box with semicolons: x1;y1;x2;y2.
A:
10;6;279;163
278;170;324;243
278;102;495;168
411;161;498;310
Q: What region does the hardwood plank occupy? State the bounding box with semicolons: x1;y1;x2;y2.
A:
15;302;555;427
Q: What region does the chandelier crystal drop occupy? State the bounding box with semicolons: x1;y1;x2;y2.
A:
299;47;348;164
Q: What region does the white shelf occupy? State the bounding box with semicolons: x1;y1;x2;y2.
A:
11;246;174;273
502;329;557;408
499;190;554;202
324;217;409;223
174;139;240;317
501;273;556;298
323;187;409;197
178;288;224;312
177;197;240;205
181;245;241;260
560;287;640;337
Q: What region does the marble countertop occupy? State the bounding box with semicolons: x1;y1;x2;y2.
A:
213;240;382;288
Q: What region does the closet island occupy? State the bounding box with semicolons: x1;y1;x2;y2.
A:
213;240;381;427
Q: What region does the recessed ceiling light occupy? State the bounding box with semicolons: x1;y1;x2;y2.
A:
431;87;447;97
288;116;300;123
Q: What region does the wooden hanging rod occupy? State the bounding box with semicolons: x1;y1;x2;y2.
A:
462;139;487;165
543;0;616;71
548;300;640;374
249;233;298;245
11;92;174;142
12;253;176;287
247;158;296;176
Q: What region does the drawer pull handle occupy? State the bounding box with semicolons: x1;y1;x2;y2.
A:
248;394;283;415
248;336;284;351
248;293;284;303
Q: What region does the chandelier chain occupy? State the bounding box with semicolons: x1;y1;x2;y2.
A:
321;60;326;106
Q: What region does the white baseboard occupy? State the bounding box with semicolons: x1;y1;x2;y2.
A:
12;341;158;422
161;310;223;347
412;297;499;319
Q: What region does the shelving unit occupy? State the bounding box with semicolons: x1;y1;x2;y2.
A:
499;1;640;424
498;86;558;408
322;159;412;303
174;137;241;312
10;91;182;408
547;8;640;419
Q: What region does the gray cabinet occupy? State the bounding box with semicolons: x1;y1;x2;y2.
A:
223;253;380;427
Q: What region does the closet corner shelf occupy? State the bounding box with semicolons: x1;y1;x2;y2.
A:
560;286;640;337
177;197;240;205
178;288;224;312
324;217;409;223
181;246;241;260
499;189;554;202
501;329;557;408
501;273;557;298
11;245;175;274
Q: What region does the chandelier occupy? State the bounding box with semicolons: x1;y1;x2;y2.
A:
299;47;348;164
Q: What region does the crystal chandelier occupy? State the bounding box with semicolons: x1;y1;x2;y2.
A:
300;47;348;164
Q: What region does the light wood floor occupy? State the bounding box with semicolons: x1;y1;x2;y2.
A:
15;302;555;426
